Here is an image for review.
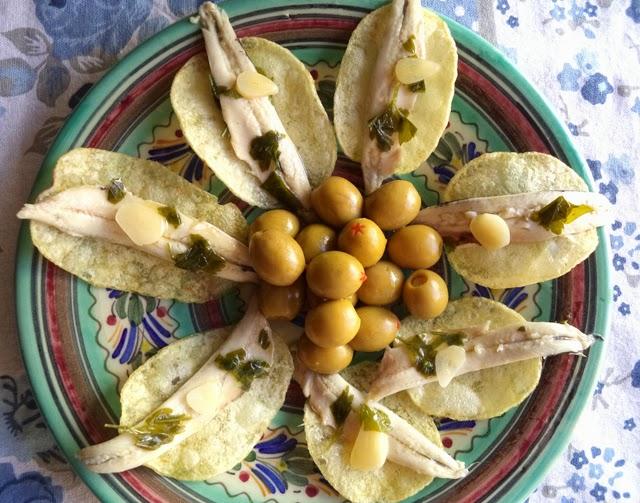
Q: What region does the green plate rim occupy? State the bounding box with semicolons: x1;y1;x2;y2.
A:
15;1;611;502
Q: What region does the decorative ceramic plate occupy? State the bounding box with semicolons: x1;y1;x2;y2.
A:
15;1;610;502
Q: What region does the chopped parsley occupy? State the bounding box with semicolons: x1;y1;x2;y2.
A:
215;348;270;390
330;387;354;426
359;404;391;432
173;234;225;274
404;331;467;377
531;196;594;235
250;131;284;172
368;102;417;151
106;407;190;450
402;35;417;56
258;329;271;349
158;206;181;227
106;178;126;204
408;80;425;93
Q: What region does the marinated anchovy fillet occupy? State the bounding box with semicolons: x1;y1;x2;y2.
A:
368;321;594;400
198;2;311;208
361;0;425;194
415;191;611;243
296;363;467;479
77;299;273;473
17;186;256;283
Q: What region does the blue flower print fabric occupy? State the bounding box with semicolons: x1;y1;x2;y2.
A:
0;1;638;503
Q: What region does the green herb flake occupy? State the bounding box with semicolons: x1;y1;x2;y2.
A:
359;404;391;432
157;206;181;227
330;387;354;426
209;74;241;100
106;178;126;204
260;170;304;211
408;80;425;93
215;348;270;390
106;407;191;450
368;103;417;151
258;329;271;349
173;234;225;274
402;35;417;56
518;326;527;332
531;196;594;235
250;130;284;172
404;331;467;377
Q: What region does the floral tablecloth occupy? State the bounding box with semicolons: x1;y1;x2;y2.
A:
1;1;638;502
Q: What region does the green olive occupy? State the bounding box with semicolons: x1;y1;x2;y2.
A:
357;261;404;305
350;306;399;352
402;269;448;319
307;288;358;309
364;180;421;230
250;209;300;237
306;251;365;299
337;218;386;268
258;278;305;320
298;335;353;374
296;224;337;263
306;299;361;348
310;176;363;227
387;225;443;269
249;230;305;286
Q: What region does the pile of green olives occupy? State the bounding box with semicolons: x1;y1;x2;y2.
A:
248;176;448;375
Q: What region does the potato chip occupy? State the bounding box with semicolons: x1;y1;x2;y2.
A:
29;148;247;302
334;6;457;173
305;362;441;503
445;152;599;288
119;328;293;480
399;297;542;420
171;38;336;208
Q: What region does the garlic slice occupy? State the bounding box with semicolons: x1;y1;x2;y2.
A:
349;424;390;471
235;70;279;98
469;213;511;250
395;57;440;85
115;200;167;246
435;345;467;388
185;380;220;414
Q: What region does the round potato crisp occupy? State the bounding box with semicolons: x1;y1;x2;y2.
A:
398;297;542;420
444;152;599;288
305;362;441;503
171;38;336;208
30;148;248;303
334;5;457;174
119;329;293;480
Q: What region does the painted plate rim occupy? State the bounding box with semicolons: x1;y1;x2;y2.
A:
15;1;611;502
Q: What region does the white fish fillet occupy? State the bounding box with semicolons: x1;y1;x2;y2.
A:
17;186;256;283
415;191;611;243
199;2;311;208
296;363;467;479
77;299;273;473
361;0;425;194
368;321;595;400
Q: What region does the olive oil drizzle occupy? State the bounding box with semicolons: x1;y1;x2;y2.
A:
359;404;391;432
